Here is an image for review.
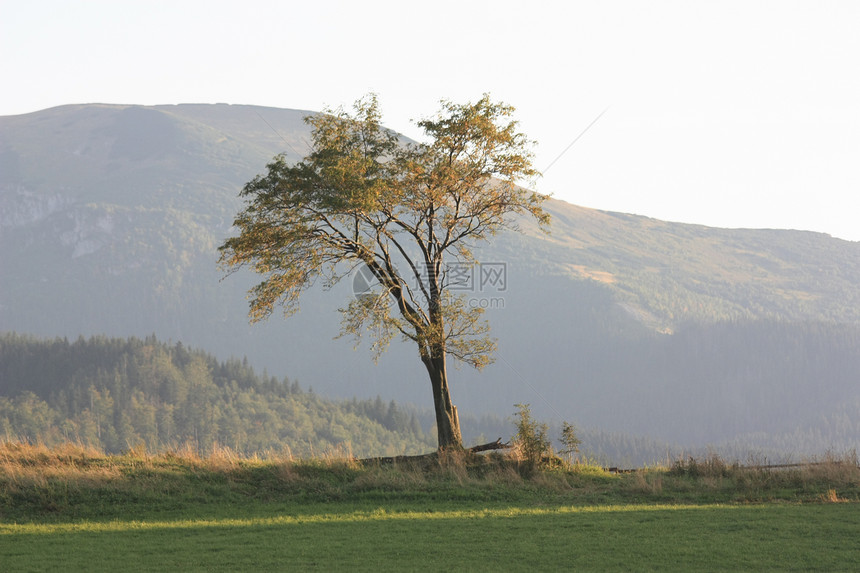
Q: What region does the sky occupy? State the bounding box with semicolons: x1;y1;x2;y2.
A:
3;0;859;240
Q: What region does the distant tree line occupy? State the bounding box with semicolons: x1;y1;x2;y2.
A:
546;317;860;458
0;333;433;456
627;319;860;446
450;315;860;464
2;320;857;465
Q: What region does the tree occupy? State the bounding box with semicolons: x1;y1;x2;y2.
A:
559;421;582;464
218;94;548;449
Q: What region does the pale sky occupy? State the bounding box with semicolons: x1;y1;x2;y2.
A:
3;0;859;240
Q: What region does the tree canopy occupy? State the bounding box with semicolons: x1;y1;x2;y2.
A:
219;94;548;449
0;333;432;456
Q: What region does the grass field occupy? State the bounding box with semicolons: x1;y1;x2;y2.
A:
2;442;859;571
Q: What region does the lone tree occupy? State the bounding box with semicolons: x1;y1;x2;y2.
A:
219;95;548;450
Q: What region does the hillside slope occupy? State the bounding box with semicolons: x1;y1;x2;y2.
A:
0;333;432;456
2;103;859;450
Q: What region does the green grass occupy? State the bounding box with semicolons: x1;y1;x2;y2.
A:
2;442;859;571
4;503;859;571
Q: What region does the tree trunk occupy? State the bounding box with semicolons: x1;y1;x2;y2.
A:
423;354;463;450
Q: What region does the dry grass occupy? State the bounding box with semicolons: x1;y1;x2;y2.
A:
2;440;858;522
668;450;860;502
821;488;848;503
0;441;120;488
627;470;664;494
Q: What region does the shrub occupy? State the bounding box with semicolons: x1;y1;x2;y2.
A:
559;421;581;464
669;454;737;478
512;404;550;474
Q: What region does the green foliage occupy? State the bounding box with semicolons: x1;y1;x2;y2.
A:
219;94;549;449
559;421;582;463
219;94;546;366
511;406;583;472
669;454;739;478
512;403;551;472
0;333;433;457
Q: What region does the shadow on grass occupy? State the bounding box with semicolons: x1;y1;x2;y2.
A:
3;503;859;572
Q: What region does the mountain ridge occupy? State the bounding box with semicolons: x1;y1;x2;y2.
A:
2;103;859;451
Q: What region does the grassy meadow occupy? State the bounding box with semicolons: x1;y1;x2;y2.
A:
1;442;859;571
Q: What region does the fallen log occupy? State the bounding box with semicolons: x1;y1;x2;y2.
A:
605;467;637;474
359;438;512;465
468;438;512;453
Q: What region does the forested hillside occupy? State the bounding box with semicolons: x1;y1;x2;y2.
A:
598;320;860;450
0;334;432;456
0;333;677;465
2;103;860;456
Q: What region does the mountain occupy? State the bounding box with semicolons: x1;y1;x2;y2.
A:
2;103;859;453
